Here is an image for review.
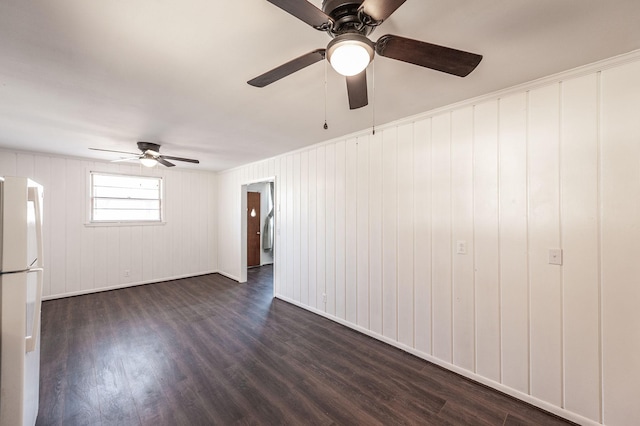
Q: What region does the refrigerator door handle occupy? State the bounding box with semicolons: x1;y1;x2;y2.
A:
25;267;43;353
25;185;44;353
28;185;43;269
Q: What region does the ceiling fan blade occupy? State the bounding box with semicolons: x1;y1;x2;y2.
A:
266;0;333;28
346;70;368;110
361;0;407;22
89;147;139;156
160;155;200;164
248;49;326;87
375;34;483;77
111;156;141;163
156;157;176;167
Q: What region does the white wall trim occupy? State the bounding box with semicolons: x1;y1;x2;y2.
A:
276;294;600;426
217;270;241;282
42;270;220;301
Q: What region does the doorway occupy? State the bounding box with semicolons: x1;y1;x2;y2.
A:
247;191;261;268
240;179;275;292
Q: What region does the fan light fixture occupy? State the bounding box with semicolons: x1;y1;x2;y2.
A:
327;34;374;77
140;153;157;168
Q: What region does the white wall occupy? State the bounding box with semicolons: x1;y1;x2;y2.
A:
216;52;640;426
0;151;218;299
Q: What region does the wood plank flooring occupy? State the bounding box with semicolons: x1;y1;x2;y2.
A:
37;265;575;425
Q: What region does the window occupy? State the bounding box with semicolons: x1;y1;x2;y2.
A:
90;172;163;223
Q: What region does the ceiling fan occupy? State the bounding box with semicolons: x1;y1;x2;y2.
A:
248;0;483;110
89;142;200;168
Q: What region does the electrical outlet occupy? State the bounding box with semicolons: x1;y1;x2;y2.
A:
456;240;467;255
124;269;130;277
322;293;327;303
549;249;563;265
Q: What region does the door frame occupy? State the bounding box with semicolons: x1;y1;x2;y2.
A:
240;177;276;295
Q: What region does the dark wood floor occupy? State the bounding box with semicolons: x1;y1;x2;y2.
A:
37;265;575;425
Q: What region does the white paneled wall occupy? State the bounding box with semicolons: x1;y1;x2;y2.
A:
217;52;640;425
0;151;218;299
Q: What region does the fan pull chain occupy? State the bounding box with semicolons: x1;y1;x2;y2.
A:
323;59;329;130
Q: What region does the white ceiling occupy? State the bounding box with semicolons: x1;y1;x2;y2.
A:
1;0;639;171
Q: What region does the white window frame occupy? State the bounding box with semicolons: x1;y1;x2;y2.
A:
88;171;165;225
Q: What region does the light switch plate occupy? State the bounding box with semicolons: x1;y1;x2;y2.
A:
456;240;467;255
549;249;563;265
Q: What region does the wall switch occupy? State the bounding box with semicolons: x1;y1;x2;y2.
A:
456;240;467;255
549;249;563;265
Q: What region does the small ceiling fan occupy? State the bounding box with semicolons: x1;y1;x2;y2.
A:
89;142;199;168
248;0;483;110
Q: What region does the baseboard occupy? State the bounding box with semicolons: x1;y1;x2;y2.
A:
42;270;219;301
216;270;241;282
275;294;600;426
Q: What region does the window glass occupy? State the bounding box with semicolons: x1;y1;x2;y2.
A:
90;172;162;222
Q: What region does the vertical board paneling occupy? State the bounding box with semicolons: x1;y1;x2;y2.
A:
413;118;432;354
274;160;284;295
142;225;154;282
16;154;34;177
335;140;346;320
293;153;301;302
214;54;640;426
345;138;358;323
169;171;183;278
560;73;600;421
0;152;17;175
356;136;370;328
431;113;453;362
528;84;562;406
209;173;218;272
1;153;218;299
499;93;530;393
451;107;475;371
601;61;640;426
286;155;294;299
316;147;326;311
382;128;398;340
325;143;336;316
49;158;67;296
308;150;318;308
129;226;143;283
473;100;501;381
300;151;310;305
397;123;414;347
65;160;83;294
368;133;382;334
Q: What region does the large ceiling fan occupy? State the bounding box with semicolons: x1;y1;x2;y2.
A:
90;142;199;168
248;0;483;110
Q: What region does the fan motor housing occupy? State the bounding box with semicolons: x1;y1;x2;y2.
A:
137;141;161;152
322;0;374;37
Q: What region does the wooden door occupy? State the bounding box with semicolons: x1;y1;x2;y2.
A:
247;191;261;267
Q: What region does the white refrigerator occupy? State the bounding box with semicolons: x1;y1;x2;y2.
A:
0;177;44;426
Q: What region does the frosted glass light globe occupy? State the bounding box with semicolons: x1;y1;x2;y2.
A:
327;34;374;77
140;155;157;167
330;44;371;76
